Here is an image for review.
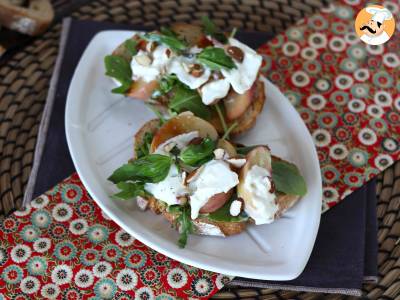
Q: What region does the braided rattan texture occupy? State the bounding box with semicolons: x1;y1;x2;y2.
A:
0;0;398;299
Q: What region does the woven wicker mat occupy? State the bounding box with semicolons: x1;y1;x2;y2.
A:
0;0;399;298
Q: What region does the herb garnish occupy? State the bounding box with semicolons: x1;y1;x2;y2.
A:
201;16;228;44
176;205;194;248
135;132;154;159
179;137;216;167
108;154;172;184
272;159;307;196
144;27;187;52
169;83;211;120
124;39;138;56
104;55;133;94
197;47;236;70
112;182;146;200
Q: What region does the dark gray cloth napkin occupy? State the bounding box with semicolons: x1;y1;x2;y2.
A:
24;18;378;296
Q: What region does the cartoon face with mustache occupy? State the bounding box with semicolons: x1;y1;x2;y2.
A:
356;6;394;45
360;19;385;37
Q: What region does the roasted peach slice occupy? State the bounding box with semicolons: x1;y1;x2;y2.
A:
223;86;254;121
199;189;234;214
126;79;159;101
150;114;219;152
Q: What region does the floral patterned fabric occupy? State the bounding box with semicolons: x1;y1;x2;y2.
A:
258;0;400;211
0;174;230;299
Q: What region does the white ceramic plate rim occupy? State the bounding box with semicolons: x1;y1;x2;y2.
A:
65;30;322;280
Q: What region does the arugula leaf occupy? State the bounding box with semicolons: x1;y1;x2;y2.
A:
144;28;187;52
135;132;154;159
108;154;172;184
104;55;133;94
152;74;178;99
177;205;193;248
124;39;138;56
179;138;216;167
112;182;145;200
201;16;228;43
207;199;248;222
169;84;211;119
272;159;307;196
197;47;236;70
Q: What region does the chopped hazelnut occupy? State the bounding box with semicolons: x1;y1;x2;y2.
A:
227;46;244;62
189;64;204;77
136;196;149;211
135;54;152;66
213;148;226;160
226;158;246;168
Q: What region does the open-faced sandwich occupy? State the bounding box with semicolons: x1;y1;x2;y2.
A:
104;18;265;136
108;113;307;247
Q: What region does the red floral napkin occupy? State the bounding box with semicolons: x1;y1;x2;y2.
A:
258;0;399;212
0;174;230;299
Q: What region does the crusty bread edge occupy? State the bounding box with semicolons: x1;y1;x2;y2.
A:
0;0;54;36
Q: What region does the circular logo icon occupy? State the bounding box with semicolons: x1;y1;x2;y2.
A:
355;5;395;45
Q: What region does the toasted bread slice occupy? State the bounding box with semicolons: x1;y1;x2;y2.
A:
0;0;54;36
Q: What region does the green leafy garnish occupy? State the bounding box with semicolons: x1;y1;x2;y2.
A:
197;47;236;70
272;159;307;196
152;74;178;99
169;84;211;119
135;132;154;159
108;154;172;184
112;182;145;200
177;205;194;248
124;39;138;56
144;27;187;52
201;16;228;44
104;55;133;94
179;138;216;167
207;199;248;222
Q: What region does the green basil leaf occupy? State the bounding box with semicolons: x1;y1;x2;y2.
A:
207;198;248;222
108;154;172;184
272;159;307;196
179;138;216;167
197;47;236;70
169;84;211;119
112;182;145;200
135;132;154;159
104;55;133;94
177;205;193;248
201;16;228;44
144;29;187;52
124;39;138;56
154;74;178;97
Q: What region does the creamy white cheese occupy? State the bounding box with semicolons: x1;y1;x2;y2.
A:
188;160;239;219
221;38;262;94
144;164;188;206
154;131;199;155
167;57;211;89
243;165;278;225
130;45;171;82
200;79;230;105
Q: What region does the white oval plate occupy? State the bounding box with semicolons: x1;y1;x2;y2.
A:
65;30;322;280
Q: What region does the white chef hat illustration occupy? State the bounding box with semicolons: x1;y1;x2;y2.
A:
366;6;393;24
